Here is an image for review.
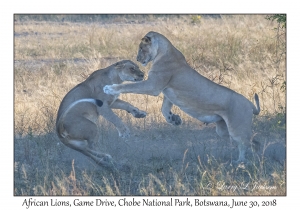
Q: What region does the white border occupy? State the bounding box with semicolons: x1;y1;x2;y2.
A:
3;0;299;209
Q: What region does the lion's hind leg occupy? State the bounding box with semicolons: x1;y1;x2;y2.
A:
161;96;182;126
60;118;116;171
64;138;116;171
215;120;229;138
225;118;253;165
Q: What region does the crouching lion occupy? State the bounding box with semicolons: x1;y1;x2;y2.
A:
56;60;146;171
104;31;260;165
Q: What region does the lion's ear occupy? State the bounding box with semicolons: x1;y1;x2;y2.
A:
115;61;125;69
141;36;151;44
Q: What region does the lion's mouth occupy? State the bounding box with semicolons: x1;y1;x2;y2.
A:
134;78;143;81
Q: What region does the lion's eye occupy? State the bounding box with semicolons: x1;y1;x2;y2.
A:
130;68;135;72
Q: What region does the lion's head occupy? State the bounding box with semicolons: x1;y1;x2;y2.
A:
137;32;161;66
115;60;144;82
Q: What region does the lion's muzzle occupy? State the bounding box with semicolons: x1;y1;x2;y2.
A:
136;53;147;66
134;72;144;81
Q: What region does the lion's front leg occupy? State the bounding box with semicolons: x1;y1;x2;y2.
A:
161;96;182;126
103;84;120;95
97;104;130;138
103;75;167;96
110;99;147;118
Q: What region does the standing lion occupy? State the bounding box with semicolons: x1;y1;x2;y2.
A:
104;31;260;165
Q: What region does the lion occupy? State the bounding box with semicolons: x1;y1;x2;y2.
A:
103;31;260;165
56;60;146;171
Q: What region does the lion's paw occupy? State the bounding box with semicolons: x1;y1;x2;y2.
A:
102;154;113;162
103;84;119;95
131;109;147;118
165;112;182;126
171;114;182;125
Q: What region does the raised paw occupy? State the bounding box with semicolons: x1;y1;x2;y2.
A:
103;84;119;95
166;112;182;126
131;109;147;118
171;114;182;125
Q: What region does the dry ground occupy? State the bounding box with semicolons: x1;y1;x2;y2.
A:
14;15;286;196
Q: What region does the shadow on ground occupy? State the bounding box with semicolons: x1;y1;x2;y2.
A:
15;122;285;173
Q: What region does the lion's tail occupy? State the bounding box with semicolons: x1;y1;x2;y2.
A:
252;93;260;115
56;98;103;138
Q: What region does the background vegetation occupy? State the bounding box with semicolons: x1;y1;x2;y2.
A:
14;14;286;195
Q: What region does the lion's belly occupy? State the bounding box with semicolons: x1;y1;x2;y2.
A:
180;107;223;123
199;115;222;123
163;88;223;123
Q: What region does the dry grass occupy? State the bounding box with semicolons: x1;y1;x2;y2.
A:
14;14;286;196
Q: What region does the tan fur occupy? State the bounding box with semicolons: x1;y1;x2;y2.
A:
56;60;146;170
104;32;260;164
